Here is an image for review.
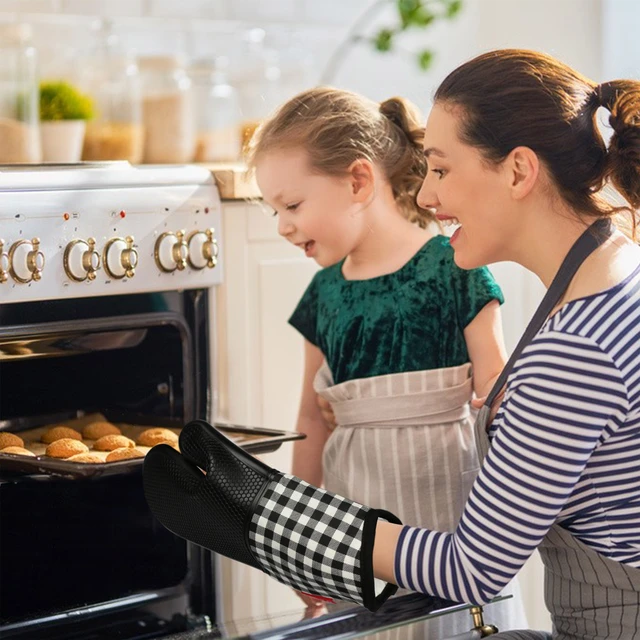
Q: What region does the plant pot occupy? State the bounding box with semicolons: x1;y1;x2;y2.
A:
40;120;86;162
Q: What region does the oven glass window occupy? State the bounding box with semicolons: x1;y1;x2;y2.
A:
0;319;193;624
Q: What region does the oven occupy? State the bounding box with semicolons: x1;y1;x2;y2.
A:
0;163;257;639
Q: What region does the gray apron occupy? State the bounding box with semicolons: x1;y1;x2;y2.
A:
314;362;528;638
479;218;640;640
475;404;640;640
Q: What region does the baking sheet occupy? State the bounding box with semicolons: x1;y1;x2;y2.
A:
0;412;304;479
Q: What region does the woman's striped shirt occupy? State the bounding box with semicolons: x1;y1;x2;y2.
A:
394;266;640;605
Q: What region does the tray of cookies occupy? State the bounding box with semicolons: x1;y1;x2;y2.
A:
0;413;304;479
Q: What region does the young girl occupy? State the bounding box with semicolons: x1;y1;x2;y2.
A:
247;87;527;632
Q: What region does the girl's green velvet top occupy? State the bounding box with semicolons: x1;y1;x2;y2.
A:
289;235;504;384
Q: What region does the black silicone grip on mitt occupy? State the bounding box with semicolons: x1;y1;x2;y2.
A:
143;419;277;569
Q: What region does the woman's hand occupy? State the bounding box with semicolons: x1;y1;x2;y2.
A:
316;394;337;431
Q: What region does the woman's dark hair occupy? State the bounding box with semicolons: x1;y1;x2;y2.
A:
435;49;640;237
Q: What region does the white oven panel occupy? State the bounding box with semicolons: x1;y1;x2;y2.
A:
0;164;223;303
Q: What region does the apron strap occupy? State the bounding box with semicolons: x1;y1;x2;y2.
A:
485;217;613;408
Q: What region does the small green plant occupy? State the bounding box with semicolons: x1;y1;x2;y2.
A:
374;0;462;68
321;0;463;83
39;81;95;121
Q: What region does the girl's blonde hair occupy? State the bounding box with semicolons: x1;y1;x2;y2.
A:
246;87;434;228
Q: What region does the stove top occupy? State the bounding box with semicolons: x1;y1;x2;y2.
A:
0;163;223;302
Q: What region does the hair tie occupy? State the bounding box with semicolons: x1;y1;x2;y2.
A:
596;81;617;110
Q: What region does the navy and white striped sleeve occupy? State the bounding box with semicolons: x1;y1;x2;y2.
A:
394;330;629;605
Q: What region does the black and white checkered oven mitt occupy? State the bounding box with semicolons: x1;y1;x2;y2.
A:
143;419;401;612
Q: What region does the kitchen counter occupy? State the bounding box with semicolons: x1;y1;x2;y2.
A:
162;593;512;639
200;163;261;200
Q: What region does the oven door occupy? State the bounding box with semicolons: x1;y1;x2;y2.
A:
0;291;218;639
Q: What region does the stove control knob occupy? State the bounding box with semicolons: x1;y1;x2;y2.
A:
63;237;101;282
187;228;218;270
0;239;9;283
154;230;188;273
103;236;138;279
9;237;45;283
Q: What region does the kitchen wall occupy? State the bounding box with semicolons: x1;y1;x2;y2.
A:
4;0;635;633
1;0;609;352
1;0;605;118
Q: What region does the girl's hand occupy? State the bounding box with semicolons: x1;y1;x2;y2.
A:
316;394;337;431
295;589;333;609
471;386;505;424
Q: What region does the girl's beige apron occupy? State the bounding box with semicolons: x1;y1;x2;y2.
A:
314;361;528;638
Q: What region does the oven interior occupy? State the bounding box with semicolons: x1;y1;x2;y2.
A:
0;296;210;639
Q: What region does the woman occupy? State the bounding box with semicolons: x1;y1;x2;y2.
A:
144;49;640;640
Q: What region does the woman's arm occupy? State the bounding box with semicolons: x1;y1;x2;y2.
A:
291;339;331;487
464;299;507;398
373;331;627;604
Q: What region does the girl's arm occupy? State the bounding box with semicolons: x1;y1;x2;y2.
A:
291;339;331;487
464;299;507;398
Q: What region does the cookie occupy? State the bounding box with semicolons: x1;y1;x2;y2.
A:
41;426;83;444
106;447;145;462
82;421;122;440
93;434;135;451
46;438;89;458
0;445;35;457
137;428;179;447
0;432;24;449
67;452;104;464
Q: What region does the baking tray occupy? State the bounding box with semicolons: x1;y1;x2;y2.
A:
0;413;304;480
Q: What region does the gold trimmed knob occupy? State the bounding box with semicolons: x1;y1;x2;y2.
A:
64;237;101;282
103;236;138;279
154;230;188;273
187;228;218;270
0;239;9;283
9;237;45;283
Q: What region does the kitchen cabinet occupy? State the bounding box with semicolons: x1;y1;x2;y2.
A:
214;196;318;623
210;167;549;630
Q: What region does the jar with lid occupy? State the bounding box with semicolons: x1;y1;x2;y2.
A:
139;55;194;164
233;28;283;153
190;56;241;163
81;21;143;163
0;23;41;163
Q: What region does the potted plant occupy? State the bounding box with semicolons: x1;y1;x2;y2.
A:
39;80;94;162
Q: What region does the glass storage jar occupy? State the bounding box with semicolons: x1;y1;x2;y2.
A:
233;28;282;153
190;57;241;163
0;23;41;163
81;21;143;163
139;55;194;164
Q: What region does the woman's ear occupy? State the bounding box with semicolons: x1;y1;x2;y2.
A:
505;146;539;200
347;159;375;203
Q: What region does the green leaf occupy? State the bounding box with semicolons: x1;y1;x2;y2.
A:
374;29;394;52
411;6;436;26
398;0;421;24
446;0;462;18
418;49;434;70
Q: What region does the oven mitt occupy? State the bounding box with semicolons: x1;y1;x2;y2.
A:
143;419;401;612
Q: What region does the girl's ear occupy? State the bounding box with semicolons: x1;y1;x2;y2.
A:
347;159;375;203
504;146;539;200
